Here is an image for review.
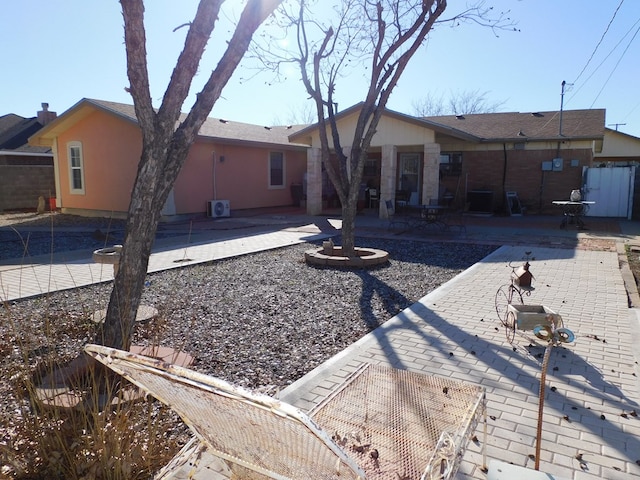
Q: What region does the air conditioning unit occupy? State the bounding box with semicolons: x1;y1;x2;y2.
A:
208;200;230;218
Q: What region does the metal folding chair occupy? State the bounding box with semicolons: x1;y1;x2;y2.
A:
85;345;486;480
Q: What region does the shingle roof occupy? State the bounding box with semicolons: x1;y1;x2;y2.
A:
86;99;308;148
0;114;25;135
34;99;607;149
0;113;51;153
290;104;606;144
423;109;606;141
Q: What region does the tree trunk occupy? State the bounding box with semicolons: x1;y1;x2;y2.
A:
95;0;282;351
97;144;166;350
341;200;357;255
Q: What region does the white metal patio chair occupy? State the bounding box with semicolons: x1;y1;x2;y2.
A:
85;344;486;480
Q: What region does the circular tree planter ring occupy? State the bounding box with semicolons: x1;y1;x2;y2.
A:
305;246;389;268
34;345;194;410
90;304;158;324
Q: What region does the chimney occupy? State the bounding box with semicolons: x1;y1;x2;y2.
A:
37;103;57;125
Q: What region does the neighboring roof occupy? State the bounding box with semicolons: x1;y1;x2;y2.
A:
604;127;640;141
0;113;51;154
423;109;606;142
30;98;309;149
0;114;25;135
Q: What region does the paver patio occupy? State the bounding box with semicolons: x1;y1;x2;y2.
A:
280;245;640;479
2;212;640;478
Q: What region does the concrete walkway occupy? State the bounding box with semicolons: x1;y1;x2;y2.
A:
2;212;640;479
0;217;337;301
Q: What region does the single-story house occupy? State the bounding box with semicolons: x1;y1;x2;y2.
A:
29;98;640;220
0;103;56;211
289;104;640;217
28;98;309;219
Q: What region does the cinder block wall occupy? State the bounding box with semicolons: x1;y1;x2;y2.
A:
0;165;56;211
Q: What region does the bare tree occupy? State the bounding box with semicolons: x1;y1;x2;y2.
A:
412;89;507;116
262;0;513;256
271;101;317;125
100;0;281;350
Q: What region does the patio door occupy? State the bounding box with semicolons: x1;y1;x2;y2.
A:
398;153;421;205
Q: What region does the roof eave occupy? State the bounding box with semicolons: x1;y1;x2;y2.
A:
480;134;605;143
197;135;309;150
0;150;53;157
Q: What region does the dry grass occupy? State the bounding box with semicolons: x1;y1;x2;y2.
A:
1;304;188;479
626;244;640;290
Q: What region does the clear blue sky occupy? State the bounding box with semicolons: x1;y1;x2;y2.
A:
2;1;639;137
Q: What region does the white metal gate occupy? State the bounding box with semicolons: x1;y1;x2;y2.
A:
582;166;635;218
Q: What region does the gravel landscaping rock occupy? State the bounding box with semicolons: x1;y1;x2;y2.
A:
1;237;497;397
0;212;497;476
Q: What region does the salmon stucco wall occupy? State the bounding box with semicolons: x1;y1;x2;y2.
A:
58;110;141;214
56;108;307;217
173;141;307;214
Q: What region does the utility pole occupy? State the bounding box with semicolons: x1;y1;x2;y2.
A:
559;81;566;136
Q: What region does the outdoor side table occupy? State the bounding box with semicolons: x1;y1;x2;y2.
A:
310;364;487;480
552;201;595;229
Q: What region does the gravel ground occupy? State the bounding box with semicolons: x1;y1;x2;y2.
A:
0;212;498;476
1;237;497;391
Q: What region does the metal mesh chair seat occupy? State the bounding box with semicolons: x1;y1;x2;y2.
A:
85;345;486;480
310;364;486;479
85;344;364;479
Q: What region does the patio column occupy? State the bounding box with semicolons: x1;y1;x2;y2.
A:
306;147;323;215
380;144;398;219
423;143;440;205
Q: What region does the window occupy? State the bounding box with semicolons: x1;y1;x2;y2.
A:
439;152;462;177
364;158;378;176
68;142;85;194
269;151;285;188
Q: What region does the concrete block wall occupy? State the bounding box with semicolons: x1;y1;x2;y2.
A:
0;166;56;211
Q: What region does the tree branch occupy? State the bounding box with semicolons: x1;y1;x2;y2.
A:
157;0;224;131
162;0;282;197
120;0;154;131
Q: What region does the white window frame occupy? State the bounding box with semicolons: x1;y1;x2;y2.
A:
268;151;285;189
67;141;85;194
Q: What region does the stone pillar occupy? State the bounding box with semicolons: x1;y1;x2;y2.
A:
380;144;398;218
423;143;440;205
306;148;323;215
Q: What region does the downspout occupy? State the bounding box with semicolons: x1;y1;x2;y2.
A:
502;143;508;214
52;138;61;209
539;169;545;213
212;150;217;200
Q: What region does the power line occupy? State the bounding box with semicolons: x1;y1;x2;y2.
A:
567;15;640;105
573;0;625;85
590;23;640;107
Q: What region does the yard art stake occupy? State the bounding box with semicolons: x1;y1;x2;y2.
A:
533;320;575;470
